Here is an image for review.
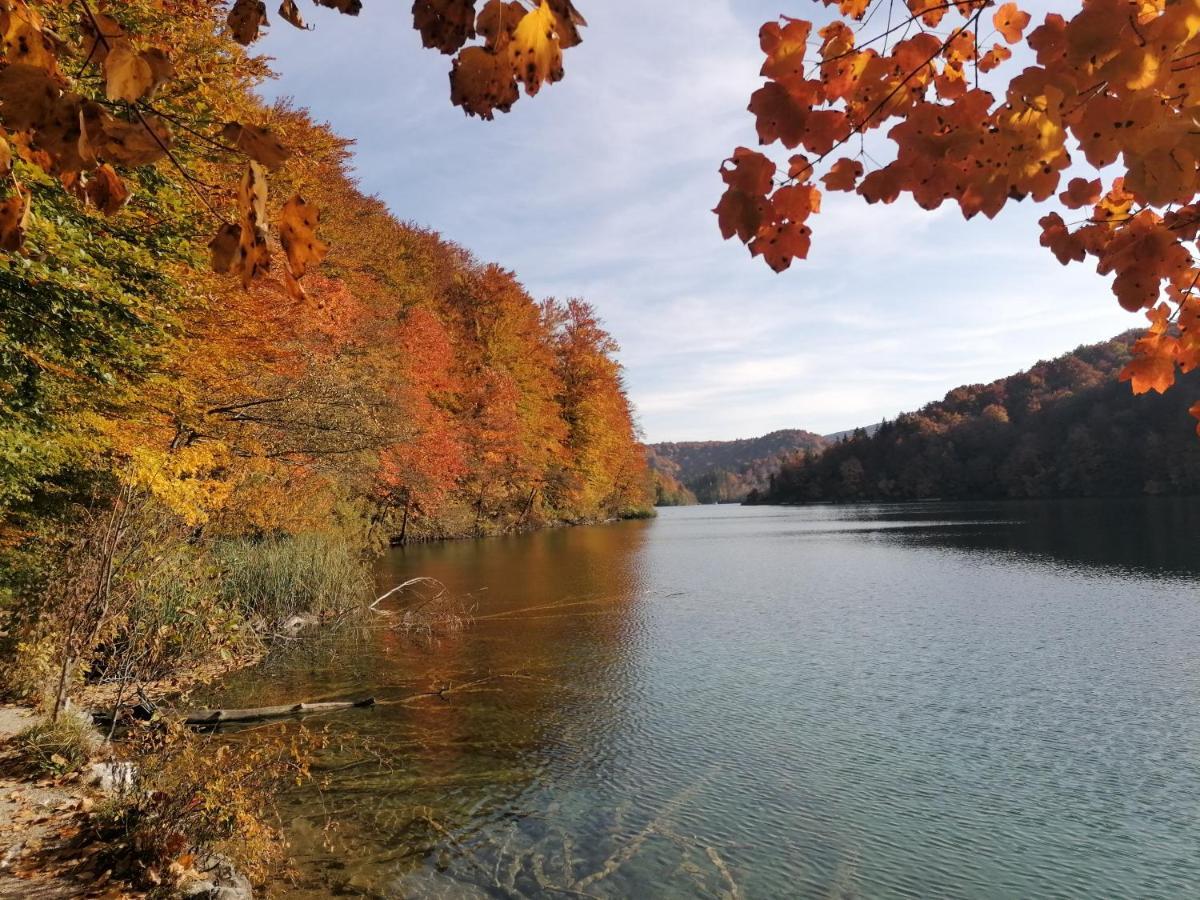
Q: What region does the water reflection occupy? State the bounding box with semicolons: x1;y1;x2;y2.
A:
205;503;1200;899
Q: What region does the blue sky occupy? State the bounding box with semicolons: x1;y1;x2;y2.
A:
254;1;1136;442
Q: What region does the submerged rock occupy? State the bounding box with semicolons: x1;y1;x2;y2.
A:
86;761;136;794
182;854;253;900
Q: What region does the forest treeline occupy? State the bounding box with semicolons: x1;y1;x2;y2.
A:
753;334;1200;504
0;2;650;704
647;430;828;504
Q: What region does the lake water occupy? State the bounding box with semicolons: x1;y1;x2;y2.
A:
209;501;1200;898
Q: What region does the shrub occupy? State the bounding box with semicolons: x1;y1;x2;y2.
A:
16;710;100;776
214;532;371;627
89;720;325;890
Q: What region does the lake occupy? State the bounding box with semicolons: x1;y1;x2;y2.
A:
209;501;1200;898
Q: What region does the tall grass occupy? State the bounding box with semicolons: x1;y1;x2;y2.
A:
214;532;372;626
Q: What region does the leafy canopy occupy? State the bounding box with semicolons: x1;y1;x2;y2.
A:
717;0;1200;434
0;0;587;296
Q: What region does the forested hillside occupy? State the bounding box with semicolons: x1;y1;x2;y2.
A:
0;2;650;710
755;334;1200;504
648;430;827;503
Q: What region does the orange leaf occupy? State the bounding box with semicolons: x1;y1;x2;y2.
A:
1059;177;1101;210
714;189;769;243
1119;353;1175;394
821;158;863;191
720;148;776;195
750;220;812;272
993;3;1030;44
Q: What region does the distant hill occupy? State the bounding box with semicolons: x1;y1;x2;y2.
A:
824;423;881;442
647;429;828;503
754;332;1200;504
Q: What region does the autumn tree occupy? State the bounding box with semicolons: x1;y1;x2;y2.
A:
718;0;1200;434
543;298;650;519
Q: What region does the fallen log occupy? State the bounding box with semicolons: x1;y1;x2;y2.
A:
182;697;376;725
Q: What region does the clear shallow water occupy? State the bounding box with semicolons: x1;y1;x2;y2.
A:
207;501;1200;898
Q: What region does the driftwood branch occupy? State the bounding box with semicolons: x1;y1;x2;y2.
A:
182;697;376;725
370;576;446;610
94;673;535;728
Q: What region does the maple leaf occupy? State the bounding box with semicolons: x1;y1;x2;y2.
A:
714;188;770;243
720;148;776;195
1119;350;1176;394
0;63;59;131
1039;212;1085;265
822;158;863;191
750;221;812;272
759;18;811;81
228;0;269;45
80;103;171;168
1059;177;1101;209
546;0;586;48
451;46;519;118
0;0;57;70
510;1;563;96
476;0;524;51
278;195;329;279
1190;402;1200;436
316;0;363;14
771;183;821;222
749;81;821;149
221;122;291;170
978;44;1012;73
413;0;477;54
907;0;947;27
858;164;904;205
993;3;1030;44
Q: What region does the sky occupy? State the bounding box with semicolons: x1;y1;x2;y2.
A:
252;0;1137;442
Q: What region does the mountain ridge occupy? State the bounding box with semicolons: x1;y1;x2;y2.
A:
647;428;828;504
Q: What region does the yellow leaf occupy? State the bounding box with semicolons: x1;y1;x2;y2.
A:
0;0;57;70
278;194;328;278
221;122;291;170
238;161;270;288
510;1;563;96
104;42;154;103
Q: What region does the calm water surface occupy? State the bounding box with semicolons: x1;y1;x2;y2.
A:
209;501;1200;898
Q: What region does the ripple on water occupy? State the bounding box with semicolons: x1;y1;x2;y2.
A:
203;501;1200;899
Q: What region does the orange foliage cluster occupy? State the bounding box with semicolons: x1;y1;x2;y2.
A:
169;107;652;538
0;0;584;296
718;0;1200;435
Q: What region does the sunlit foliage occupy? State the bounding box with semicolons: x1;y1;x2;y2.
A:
719;0;1200;435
